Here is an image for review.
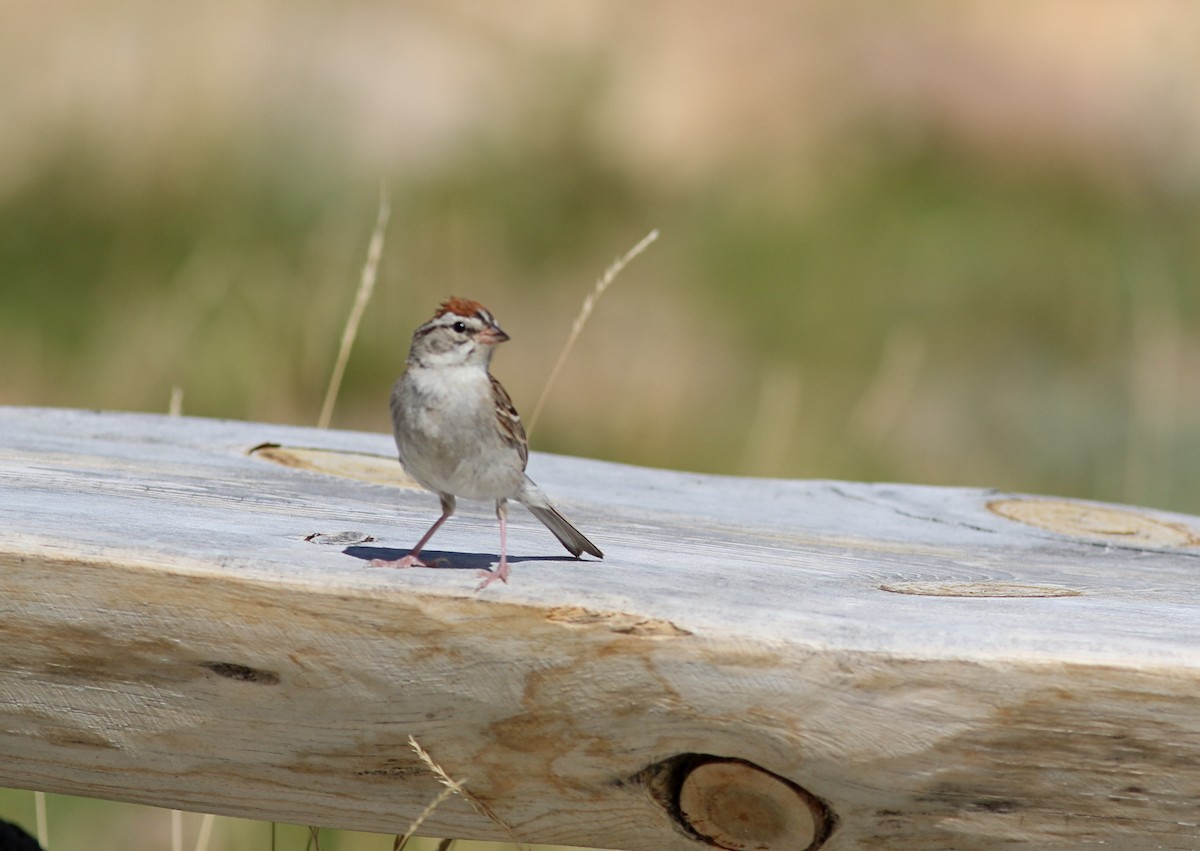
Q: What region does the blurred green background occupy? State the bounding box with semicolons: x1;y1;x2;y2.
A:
3;1;1198;511
0;788;566;851
2;0;1200;847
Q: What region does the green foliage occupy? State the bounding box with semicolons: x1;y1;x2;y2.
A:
2;99;1198;513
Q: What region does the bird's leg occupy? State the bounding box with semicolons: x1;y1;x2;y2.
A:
370;495;455;568
476;499;512;589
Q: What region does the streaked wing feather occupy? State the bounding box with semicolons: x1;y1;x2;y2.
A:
490;374;528;466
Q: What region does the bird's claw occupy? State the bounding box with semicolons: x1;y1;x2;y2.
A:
474;562;511;591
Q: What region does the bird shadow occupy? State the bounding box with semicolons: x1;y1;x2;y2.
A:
344;545;575;571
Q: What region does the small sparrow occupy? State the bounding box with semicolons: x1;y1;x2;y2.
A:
371;297;603;587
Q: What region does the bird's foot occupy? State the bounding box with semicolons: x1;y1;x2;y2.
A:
475;560;511;591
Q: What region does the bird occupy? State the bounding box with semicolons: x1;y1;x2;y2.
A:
370;297;603;588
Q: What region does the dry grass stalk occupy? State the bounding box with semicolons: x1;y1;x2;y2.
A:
168;386;184;417
405;735;527;851
392;785;459;851
307;825;322;851
318;185;392;429
526;228;659;436
193;813;216;851
34;791;48;849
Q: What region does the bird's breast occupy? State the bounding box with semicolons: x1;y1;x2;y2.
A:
390;367;526;500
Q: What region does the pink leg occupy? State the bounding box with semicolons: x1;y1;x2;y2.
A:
370;495;454;568
476;500;512;590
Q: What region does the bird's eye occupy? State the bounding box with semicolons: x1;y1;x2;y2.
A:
452;321;468;333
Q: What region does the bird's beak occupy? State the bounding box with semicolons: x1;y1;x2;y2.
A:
478;324;510;346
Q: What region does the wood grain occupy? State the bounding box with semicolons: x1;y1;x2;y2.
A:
2;407;1199;850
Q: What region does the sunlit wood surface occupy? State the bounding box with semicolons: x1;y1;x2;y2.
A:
2;407;1199;851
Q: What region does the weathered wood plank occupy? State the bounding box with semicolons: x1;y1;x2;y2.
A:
2;406;1199;850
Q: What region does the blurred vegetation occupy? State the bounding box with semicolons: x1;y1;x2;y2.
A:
2;1;1200;847
3;119;1197;512
0;787;559;851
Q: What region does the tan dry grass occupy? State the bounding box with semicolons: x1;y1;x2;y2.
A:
526;228;659;437
318;185;392;429
34;790;47;849
403;736;527;851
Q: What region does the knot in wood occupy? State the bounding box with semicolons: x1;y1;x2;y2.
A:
677;758;829;851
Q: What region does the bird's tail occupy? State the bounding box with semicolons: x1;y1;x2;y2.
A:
519;479;603;559
525;502;603;558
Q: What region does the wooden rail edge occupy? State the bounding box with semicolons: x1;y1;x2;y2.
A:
1;407;1199;850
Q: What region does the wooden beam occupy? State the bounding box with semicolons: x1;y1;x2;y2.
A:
1;407;1199;850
